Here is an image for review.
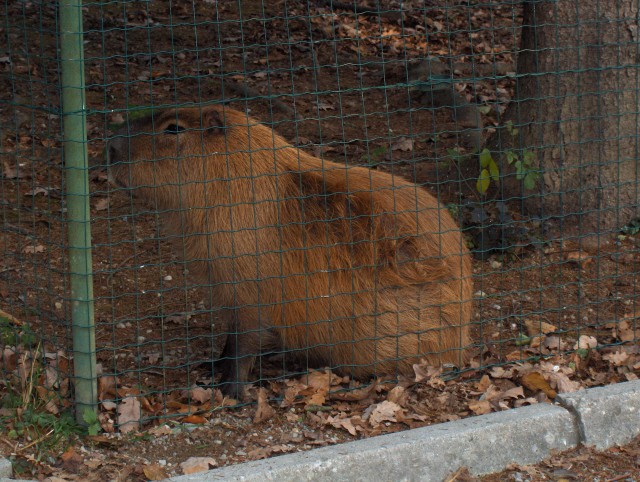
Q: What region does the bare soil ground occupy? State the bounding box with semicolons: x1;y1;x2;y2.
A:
0;0;638;480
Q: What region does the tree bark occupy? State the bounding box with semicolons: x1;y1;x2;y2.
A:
495;0;640;236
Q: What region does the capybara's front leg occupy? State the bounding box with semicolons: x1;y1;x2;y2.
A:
215;330;258;400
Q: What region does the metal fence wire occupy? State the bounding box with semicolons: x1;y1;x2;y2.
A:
0;0;638;431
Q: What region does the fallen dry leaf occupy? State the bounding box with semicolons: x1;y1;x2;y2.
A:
521;371;557;399
182;415;208;425
390;136;414;152
413;363;442;383
368;400;402;428
3;161;28;179
524;319;558;336
23;245;45;254
60;446;83;471
143;464;169;481
331;381;377;402
614;320;637;343
185;386;212;404
468;399;492;415
574;335;597;350
306;369;341;389
564;250;592;268
180;457;217;475
149;424;173;436
98;375;118;400
386;386;408;405
94;197;110;211
327;415;358;436
117;396;141;434
603;350;630;366
253;387;275;423
550;372;582;393
476;374;492;392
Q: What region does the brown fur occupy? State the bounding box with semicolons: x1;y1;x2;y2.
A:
108;105;473;395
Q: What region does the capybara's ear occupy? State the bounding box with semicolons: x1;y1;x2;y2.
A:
203;108;225;133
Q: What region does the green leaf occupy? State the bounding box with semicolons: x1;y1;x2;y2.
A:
88;423;100;436
514;160;524;180
515;333;532;346
523;172;536;190
488;158;500;182
505;151;516;165
476;169;491;194
523;150;536;166
82;408;98;425
479;148;492;169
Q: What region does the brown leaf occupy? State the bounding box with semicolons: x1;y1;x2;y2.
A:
468;399;492;415
143;464;169;481
23;245;45;254
1;347;17;371
117;396;141;434
489;366;513;378
476;374;492;392
551;372;582;393
60;446;83;470
184;386;212;404
368;400;402;428
390;136;414;152
182;415;208;424
524;319;558;337
521;371;557;399
253;387;275;423
3;162;28;179
247;447;273;460
305;390;326;407
98;375;118;400
306;369;340;389
603;350;629;366
93;197;110;211
180;457;218;475
574;335;597;350
35;386;59;414
500;386;525;400
327;415;358;436
564;250;592;268
98;412;115;433
26;187;49;196
149;424;173;436
413;363;441;383
615;320;637;343
330;381;377;402
386;386;407;406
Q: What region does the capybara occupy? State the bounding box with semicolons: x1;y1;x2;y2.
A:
108;105;473;397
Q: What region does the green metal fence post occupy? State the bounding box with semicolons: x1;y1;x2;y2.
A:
59;0;97;423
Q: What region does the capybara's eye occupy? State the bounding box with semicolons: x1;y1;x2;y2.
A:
164;124;185;134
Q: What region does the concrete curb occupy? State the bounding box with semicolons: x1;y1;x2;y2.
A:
0;380;639;481
557;379;640;450
169;404;578;482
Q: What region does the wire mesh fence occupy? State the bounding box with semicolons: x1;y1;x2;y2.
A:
0;0;638;449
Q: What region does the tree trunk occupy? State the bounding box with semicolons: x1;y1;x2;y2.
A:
496;0;640;236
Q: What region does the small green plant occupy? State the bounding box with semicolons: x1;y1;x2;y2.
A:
82;408;101;436
476;121;540;195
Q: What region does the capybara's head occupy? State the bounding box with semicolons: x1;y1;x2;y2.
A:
108;106;229;204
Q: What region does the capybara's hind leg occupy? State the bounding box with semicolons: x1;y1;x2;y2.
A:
215;326;257;399
215;321;280;400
